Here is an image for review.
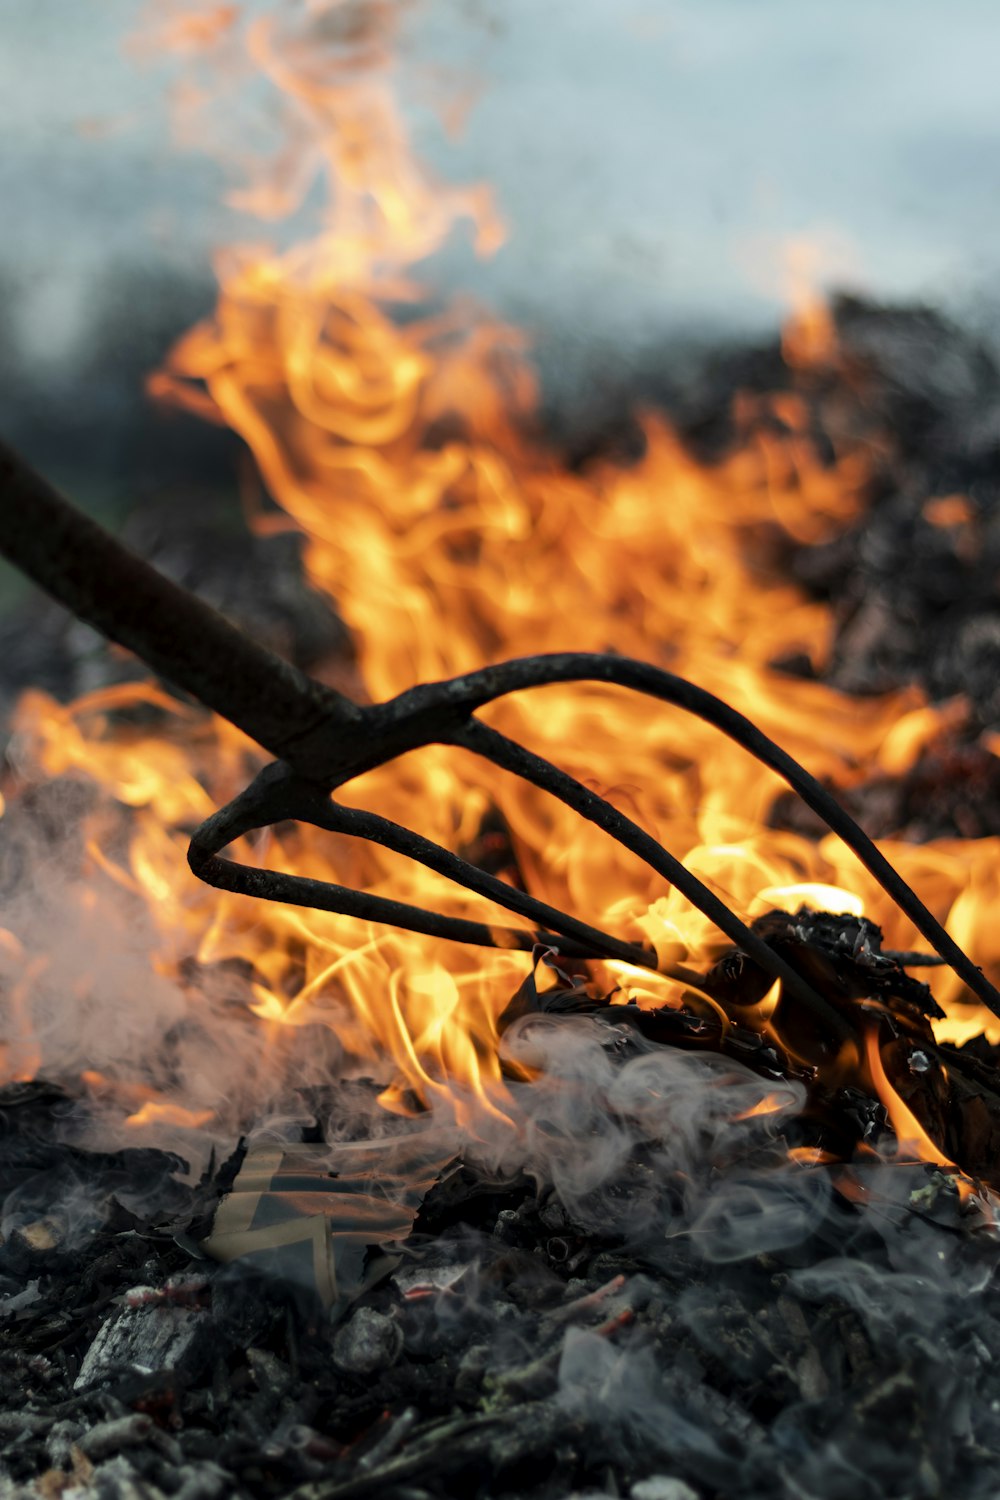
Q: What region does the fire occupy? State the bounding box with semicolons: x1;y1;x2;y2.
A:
748;883;864;920
734;1088;795;1123
779;237;839;370
5;2;1000;1151
862;1028;969;1191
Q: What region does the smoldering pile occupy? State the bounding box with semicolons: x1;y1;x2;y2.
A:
3;922;1000;1500
7;296;1000;1500
4;1011;1000;1500
681;295;1000;843
570;293;1000;842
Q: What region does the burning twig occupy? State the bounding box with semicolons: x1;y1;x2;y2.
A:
2;436;998;1031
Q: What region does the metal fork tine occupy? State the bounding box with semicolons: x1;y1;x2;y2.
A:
187;763;656;967
452;718;856;1041
3;437;998;1032
305;797;657;970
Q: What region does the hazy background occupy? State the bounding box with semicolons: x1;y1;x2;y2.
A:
3;0;1000;520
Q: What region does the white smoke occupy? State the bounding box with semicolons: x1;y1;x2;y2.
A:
0;778;350;1170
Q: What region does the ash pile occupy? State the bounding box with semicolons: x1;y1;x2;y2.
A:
4;1023;1000;1500
7;297;1000;1500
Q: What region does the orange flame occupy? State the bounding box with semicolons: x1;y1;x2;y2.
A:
5;4;1000;1144
734;1088;793;1123
863;1027;955;1169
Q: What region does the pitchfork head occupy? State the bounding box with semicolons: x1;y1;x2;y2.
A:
185;651;1000;1038
0;441;993;1033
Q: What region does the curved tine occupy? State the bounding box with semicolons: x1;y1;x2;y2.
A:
185;766;629;962
883;951;948;968
410;652;1000;1019
450;716;856;1043
295;793;658;971
189;765;709;986
189;843;564;957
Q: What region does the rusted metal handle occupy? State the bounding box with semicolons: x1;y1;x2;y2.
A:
0;438;364;780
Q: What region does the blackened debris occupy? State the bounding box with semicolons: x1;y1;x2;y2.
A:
771;738;1000;844
412;1162;534;1238
676;296;1000;735
496;923;1000;1188
721;907;941;1020
5;1063;1000;1500
0;1079;194;1284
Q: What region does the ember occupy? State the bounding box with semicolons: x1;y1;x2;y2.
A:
5;5;1000;1499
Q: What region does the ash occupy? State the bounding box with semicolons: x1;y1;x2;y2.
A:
2;1051;1000;1500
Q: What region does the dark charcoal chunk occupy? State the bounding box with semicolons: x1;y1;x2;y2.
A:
74;1303;215;1393
769;299;1000;728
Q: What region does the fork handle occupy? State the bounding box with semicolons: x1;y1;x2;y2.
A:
0;438;363;778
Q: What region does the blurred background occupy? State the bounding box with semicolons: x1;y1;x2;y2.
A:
4;0;1000;522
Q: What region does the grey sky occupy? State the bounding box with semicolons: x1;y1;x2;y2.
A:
3;0;1000;373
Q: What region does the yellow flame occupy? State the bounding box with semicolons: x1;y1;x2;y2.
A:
4;4;1000;1141
864;1027;955;1168
749;883;864;919
125;1101;216;1130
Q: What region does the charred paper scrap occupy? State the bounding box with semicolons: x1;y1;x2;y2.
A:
203;1133;456;1311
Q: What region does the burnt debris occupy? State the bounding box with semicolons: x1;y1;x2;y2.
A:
3;908;1000;1499
4;1044;1000;1500
674;295;1000;741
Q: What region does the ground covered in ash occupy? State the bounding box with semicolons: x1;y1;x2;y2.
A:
3;1049;1000;1500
